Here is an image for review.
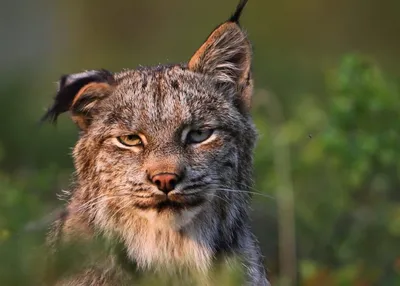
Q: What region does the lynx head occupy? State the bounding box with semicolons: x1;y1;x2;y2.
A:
43;0;256;230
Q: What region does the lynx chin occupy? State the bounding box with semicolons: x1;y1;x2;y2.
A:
42;0;270;285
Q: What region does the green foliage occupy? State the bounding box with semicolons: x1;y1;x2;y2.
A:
1;54;400;285
253;54;400;285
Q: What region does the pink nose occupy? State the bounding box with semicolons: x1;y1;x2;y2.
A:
151;173;179;194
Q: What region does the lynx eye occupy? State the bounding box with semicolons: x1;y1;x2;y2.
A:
186;129;213;144
117;135;143;147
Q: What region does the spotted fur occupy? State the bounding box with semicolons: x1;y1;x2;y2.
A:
44;1;270;285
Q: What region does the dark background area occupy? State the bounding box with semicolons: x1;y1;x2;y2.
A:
1;0;400;285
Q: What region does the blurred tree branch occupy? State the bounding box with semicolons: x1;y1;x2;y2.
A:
263;89;297;286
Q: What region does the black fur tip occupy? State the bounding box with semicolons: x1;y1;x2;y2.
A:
39;105;59;125
229;0;249;23
39;69;114;126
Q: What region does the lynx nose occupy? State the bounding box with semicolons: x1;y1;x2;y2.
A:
151;173;180;194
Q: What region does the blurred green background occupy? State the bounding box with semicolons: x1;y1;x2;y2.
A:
1;0;400;285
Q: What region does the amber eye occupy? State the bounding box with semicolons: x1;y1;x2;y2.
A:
117;135;143;147
186;129;213;144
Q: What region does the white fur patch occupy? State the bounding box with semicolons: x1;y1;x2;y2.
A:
96;205;214;276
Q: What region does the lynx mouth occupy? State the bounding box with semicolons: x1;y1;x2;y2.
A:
134;193;206;212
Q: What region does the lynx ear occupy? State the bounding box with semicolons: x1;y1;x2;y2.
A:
41;69;115;130
188;0;252;110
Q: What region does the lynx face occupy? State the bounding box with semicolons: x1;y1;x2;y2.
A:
43;13;256;226
70;66;256;228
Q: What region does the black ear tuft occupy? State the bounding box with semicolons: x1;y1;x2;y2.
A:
229;0;249;24
41;69;114;124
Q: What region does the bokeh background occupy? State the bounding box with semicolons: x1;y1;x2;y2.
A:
1;0;400;285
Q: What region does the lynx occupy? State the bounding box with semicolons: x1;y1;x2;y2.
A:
42;0;270;285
